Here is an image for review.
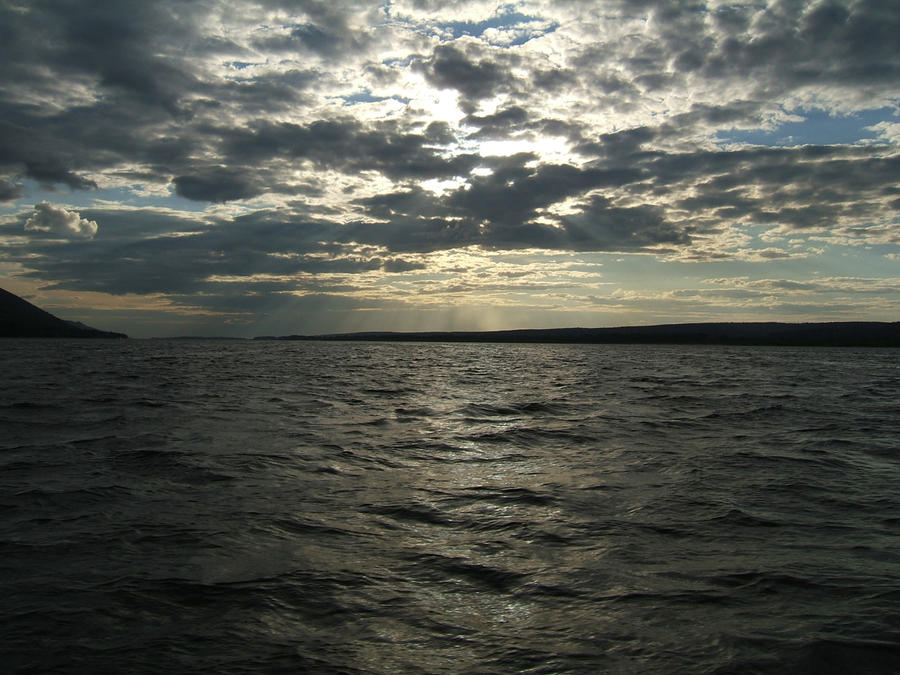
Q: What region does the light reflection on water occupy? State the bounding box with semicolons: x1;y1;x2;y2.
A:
1;339;899;673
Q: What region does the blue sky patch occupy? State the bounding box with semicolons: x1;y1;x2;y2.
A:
341;90;410;106
716;107;897;147
428;6;558;46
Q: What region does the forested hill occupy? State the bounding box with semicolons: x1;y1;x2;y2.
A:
0;287;127;338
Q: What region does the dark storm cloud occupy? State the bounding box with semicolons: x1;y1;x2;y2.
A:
5;145;897;302
2;82;473;202
462;106;529;138
575;126;658;159
530;67;577;93
648;146;900;230
0;176;23;202
0;1;203;114
562;196;689;250
445;156;645;228
1;206;384;296
352;154;678;253
382;258;427;273
688;101;766;127
3;210;210;294
354;187;439;221
0;1;367;194
552;0;900;127
207;118;479;193
215;69;319;113
535;119;586;143
567;110;899;236
352;133;899;253
0;103;145;189
0;113;103;190
173;168;265;203
0;1;205;188
3;0;895;209
422;43;515;110
652;0;900;95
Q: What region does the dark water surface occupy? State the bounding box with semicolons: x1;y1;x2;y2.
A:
1;339;899;673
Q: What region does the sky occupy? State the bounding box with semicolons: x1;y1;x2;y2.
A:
1;0;898;337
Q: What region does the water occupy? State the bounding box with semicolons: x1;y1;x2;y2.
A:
1;339;899;674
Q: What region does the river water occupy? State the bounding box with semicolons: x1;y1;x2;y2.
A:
1;339;899;673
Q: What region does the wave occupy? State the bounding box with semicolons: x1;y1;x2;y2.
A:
460;486;557;506
2;340;898;674
401;552;530;591
457;400;568;417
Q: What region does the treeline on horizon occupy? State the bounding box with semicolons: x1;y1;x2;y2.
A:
256;322;900;348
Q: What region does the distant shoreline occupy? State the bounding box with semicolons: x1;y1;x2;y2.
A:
3;284;897;345
254;321;900;348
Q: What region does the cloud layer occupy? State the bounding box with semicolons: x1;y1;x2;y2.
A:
0;0;898;335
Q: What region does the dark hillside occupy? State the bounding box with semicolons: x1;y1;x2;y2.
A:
0;287;127;338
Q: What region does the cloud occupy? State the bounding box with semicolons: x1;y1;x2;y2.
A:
1;0;899;334
173;167;264;203
422;43;514;109
250;0;374;59
561;197;690;251
704;276;900;294
382;258;427;273
868;121;900;145
24;202;98;239
463;106;529;138
0;176;22;202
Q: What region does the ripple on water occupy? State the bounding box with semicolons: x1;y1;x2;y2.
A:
0;340;898;673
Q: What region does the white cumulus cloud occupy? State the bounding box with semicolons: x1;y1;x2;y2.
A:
25;202;98;239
